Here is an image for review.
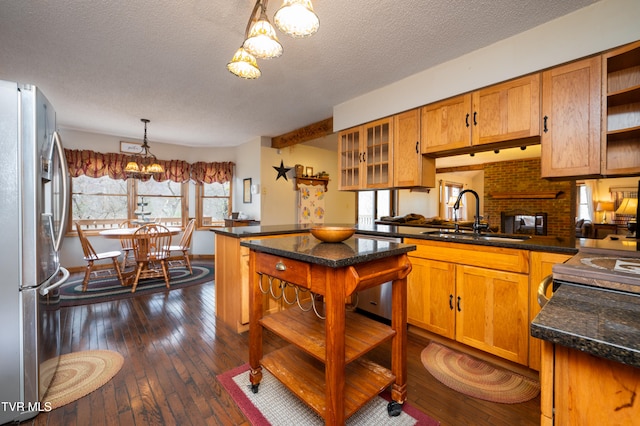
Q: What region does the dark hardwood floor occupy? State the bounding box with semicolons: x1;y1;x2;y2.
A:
29;279;540;426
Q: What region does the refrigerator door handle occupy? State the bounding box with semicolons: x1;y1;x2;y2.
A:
40;266;70;296
52;131;70;252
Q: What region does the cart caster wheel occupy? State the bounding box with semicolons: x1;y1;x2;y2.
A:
250;384;259;394
387;401;403;417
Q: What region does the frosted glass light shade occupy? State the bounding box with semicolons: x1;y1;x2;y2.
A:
145;163;164;174
243;14;283;59
274;0;319;38
227;47;261;79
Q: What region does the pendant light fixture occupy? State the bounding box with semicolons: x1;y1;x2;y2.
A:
125;119;164;177
243;2;283;59
274;0;319;38
227;0;319;79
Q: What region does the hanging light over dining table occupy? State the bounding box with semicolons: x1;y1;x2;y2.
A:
227;0;319;79
125;119;164;177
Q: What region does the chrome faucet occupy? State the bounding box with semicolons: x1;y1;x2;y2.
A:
453;189;489;235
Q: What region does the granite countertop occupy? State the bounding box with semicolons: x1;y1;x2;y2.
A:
531;283;640;368
240;234;416;268
211;223;578;254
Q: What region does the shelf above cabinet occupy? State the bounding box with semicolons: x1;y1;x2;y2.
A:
295;176;329;191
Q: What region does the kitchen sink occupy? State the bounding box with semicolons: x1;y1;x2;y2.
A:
421;230;531;243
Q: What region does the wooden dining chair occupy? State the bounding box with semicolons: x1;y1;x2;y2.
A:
131;224;172;292
75;223;125;291
167;218;196;274
118;219;138;270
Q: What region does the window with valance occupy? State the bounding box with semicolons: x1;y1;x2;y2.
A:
66;149;235;231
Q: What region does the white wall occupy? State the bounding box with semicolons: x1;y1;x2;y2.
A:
259;143;356;225
333;0;640;131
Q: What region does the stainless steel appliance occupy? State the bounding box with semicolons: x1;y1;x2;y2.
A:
0;80;70;423
354;235;401;321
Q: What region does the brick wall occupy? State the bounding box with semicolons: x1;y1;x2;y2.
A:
483;158;575;239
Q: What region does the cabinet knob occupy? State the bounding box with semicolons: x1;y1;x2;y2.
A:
275;262;286;271
457;296;462;312
543;116;548;133
465;113;470;128
415;141;419;154
473;111;478;126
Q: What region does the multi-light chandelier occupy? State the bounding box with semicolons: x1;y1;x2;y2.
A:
227;0;319;79
124;119;164;177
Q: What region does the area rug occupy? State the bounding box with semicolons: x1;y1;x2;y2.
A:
420;342;539;404
40;350;124;409
59;262;213;307
218;363;439;425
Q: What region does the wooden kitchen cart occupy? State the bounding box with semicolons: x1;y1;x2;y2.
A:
242;235;415;425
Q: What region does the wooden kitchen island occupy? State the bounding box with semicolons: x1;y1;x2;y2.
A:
241;235;416;425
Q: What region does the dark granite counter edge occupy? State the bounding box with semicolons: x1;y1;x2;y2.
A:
240;239;417;268
531;322;640;368
210;224;577;255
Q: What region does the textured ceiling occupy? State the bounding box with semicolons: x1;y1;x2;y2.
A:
0;0;599;148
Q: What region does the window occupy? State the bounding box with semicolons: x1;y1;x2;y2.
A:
357;190;394;225
71;175;128;229
577;183;592;221
443;182;463;220
71;176;187;231
196;181;232;227
137;179;185;226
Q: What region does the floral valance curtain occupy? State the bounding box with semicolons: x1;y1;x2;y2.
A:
65;149;233;184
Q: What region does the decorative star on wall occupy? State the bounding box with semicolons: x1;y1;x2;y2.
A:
273;159;291;181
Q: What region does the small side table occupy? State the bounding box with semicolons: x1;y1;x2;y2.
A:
592;223;618;239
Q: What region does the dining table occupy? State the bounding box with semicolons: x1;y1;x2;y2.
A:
99;225;182;286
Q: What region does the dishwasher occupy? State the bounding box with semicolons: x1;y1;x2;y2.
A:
353;234;402;322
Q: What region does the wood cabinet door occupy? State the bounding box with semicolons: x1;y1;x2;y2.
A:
338;126;363;190
541;56;602;178
554;345;640;425
393;109;436;188
456;265;529;365
421;94;472;154
363;118;393;189
528;251;572;371
472;73;540;146
407;257;456;339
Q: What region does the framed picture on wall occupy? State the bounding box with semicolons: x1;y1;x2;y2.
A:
243;178;252;203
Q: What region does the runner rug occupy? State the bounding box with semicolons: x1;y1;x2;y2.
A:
420;342;540;404
218;363;440;425
59;262;214;307
40;350;124;409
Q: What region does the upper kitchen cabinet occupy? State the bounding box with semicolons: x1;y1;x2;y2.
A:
338;126;362;190
421;94;472;154
338;118;393;190
471;73;540;147
541;56;602;178
393;109;435;188
601;40;640;176
421;74;541;156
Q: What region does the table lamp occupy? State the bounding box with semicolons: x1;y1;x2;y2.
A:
615;198;637;237
595;201;615;223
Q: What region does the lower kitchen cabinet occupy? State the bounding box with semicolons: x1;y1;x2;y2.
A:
407;257;455;338
455;265;529;364
540;340;640;425
406;239;530;365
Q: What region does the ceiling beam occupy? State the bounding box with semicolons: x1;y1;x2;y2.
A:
271;117;333;149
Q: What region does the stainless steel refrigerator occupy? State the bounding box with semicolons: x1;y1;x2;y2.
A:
0;80;70;423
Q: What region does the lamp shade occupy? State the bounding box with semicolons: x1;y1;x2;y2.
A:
615;198;638;215
274;0;319;38
596;201;615;212
227;47;261;79
243;10;283;59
